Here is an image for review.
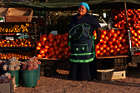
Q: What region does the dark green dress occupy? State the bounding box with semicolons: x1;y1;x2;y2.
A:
69;13;100;80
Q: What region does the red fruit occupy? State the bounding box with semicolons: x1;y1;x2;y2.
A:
118;44;122;48
102;30;107;35
105;36;109;41
134;38;138;42
40;50;45;54
103;50;106;53
100;47;104;51
114;16;118;20
118;36;123;41
101;35;105;39
44;48;48;52
103;44;107;48
131;30;135;34
100;53;104;56
106;52;110;56
100;39;104;43
117;30;120;35
137;30;140;34
134;33;138;37
112;38;116;42
110;29;115;34
37;54;42;58
106;47;110;51
114;45;118;49
37;42;42;47
131;41;135;47
96;50;100;54
113;33;118;37
96;45;100;49
108;41;113;45
45;45;49;49
45;55;49;59
48;33;54;39
122;39;126;43
110;49;114;53
36;46;41;50
42;37;47;41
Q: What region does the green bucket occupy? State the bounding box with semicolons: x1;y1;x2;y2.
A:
21;69;38;87
9;70;19;87
37;64;40;80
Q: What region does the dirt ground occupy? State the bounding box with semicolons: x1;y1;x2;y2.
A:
15;65;140;93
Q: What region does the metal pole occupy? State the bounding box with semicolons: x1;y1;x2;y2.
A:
124;0;133;57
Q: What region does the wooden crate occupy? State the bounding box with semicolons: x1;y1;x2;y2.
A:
6;8;33;22
97;69;126;80
6;16;32;22
97;55;129;59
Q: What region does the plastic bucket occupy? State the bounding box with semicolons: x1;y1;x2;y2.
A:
37;64;40;80
9;70;19;87
21;69;38;87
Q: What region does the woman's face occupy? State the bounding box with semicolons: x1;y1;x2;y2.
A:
78;5;87;16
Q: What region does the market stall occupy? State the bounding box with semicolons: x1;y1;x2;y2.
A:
1;0;140;88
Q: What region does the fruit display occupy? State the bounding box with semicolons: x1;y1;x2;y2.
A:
113;9;140;48
0;23;29;33
95;29;129;57
36;33;70;59
0;39;34;47
0;53;30;60
95;9;140;57
20;56;41;70
0;22;36;60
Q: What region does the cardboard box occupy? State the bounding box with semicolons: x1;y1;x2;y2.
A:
97;69;126;80
112;70;126;80
0;81;13;93
97;69;114;80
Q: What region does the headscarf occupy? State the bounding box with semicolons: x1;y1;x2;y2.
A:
80;2;90;11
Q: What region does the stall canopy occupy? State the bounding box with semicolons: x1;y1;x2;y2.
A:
1;0;140;9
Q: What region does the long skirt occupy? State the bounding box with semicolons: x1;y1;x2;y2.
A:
69;63;90;81
69;60;97;81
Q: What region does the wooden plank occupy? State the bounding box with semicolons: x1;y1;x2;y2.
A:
96;55;129;59
39;58;59;61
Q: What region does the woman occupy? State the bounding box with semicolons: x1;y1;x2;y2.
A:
68;2;101;81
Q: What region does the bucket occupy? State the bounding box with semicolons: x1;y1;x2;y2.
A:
21;69;38;87
37;64;40;80
9;70;19;87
